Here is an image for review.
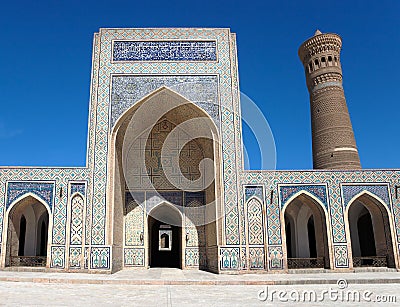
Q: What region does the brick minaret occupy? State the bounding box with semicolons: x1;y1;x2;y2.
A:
298;30;361;169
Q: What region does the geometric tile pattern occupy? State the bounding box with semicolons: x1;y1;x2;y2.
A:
268;246;284;270
84;247;89;269
231;32;245;249
111;75;220;127
240;246;247;270
342;184;391;209
185;248;200;267
124;196;144;246
220;247;239;270
85;202;91;251
0;206;3;244
334;245;349;268
249;247;264;269
6;181;55;210
52;193;68;246
50;246;65;269
70;194;84;245
328;181;347;245
69;247;82;269
146;191;183;213
279;184;328;209
246;198;264;245
112;41;217;62
185;193;206;248
127;117;205;191
266;189;282;245
124;248;145;267
392;203;400;243
70;183;86;197
244;186;263;202
90;247;110;270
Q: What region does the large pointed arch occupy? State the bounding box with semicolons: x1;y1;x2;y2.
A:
1;193;52;268
345;191;397;268
148;200;184;225
6;192;52;216
281;191;333;269
107;86;223;272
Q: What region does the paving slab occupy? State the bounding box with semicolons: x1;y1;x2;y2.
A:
1;281;400;306
0;268;400;285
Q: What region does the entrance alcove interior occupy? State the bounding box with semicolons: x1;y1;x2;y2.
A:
110;88;222;271
284;194;330;269
148;203;182;268
347;193;396;268
5;195;49;267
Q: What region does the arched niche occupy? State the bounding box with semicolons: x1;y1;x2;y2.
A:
107;87;222;272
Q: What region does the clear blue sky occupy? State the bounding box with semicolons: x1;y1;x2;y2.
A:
0;0;399;170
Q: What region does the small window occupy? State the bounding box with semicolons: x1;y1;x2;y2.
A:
314;59;319;68
159;228;172;251
308;62;313;72
328;56;333;66
160;233;169;249
321;57;326;67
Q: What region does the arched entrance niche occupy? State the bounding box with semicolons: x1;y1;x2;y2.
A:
3;194;50;267
148;202;182;268
283;193;331;269
347;192;396;268
108;87;222;272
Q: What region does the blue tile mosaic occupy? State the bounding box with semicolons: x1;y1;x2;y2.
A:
244;186;263;201
125;191;145;207
145;191;183;211
6;181;55;210
279;184;328;209
70;183;86;196
111;75;220;128
220;247;239;270
90;247;110;270
185;191;205;204
342;184;390;208
113;41;217;61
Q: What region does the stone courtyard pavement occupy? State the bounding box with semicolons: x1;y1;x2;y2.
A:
1;269;400;306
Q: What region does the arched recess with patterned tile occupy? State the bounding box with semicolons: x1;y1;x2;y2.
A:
108;87;222;272
281;192;332;269
345;191;397;269
1;193;52;268
67;193;85;269
245;196;265;270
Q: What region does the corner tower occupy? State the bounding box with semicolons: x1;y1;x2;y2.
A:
298;30;361;169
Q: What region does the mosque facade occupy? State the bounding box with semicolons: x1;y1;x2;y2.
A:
0;28;399;273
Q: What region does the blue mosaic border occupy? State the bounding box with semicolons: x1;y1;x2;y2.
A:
70;182;86;196
6;181;55;211
110;75;220;128
279;184;328;209
244;186;263;202
342;184;391;209
113;41;217;61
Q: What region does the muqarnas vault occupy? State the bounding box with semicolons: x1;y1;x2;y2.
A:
0;28;399;273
